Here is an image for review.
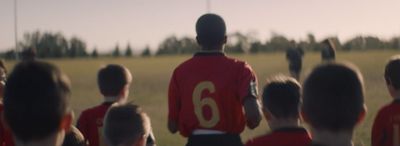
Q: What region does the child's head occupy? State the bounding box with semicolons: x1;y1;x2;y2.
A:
262;75;301;128
98;64;132;101
385;55;400;98
104;104;151;146
3;61;72;144
196;13;227;50
302;62;365;132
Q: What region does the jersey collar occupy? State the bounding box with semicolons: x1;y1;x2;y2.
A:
194;51;225;57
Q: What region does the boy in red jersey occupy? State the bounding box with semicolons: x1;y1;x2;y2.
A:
302;62;366;146
77;64;132;146
168;13;262;146
245;75;311;146
77;64;155;146
372;55;400;146
104;104;152;146
3;61;73;146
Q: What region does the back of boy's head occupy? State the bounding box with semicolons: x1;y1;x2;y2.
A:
385;55;400;90
196;13;226;49
262;75;301;119
98;64;132;97
104;104;150;146
303;62;365;132
3;61;71;142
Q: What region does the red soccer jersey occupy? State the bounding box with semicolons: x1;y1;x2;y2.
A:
245;127;311;146
0;103;14;146
77;102;113;146
372;100;400;146
168;52;258;137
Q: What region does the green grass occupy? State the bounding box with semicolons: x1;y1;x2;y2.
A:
4;50;399;146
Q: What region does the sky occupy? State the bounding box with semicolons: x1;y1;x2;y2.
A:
1;0;400;52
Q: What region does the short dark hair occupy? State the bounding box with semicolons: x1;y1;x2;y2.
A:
385;55;400;90
303;62;364;132
98;64;132;96
62;126;87;146
262;75;301;119
104;104;150;146
196;13;226;49
3;61;71;142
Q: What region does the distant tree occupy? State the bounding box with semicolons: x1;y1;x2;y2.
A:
156;36;198;55
265;33;292;52
249;41;265;54
125;44;133;57
68;37;87;58
141;45;151;57
113;44;121;57
91;48;98;58
19;31;89;58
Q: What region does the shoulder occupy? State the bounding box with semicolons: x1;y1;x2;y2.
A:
378;102;399;114
173;58;196;73
80;105;102;117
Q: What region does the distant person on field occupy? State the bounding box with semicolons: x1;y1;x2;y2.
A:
2;61;73;146
321;39;336;62
286;47;304;80
371;55;400;146
302;62;366;146
245;75;311;146
0;60;13;146
168;13;262;146
104;104;152;146
77;64;155;146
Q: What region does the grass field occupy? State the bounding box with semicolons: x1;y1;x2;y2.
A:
5;50;399;146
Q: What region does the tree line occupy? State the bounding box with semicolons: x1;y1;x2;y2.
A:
2;31;400;59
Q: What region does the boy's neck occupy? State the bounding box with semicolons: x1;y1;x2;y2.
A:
15;131;65;146
311;128;353;146
104;96;121;103
269;118;300;131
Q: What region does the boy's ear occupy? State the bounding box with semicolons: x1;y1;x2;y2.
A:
356;104;367;125
300;107;309;123
223;36;227;44
60;112;73;132
263;107;274;121
134;135;147;146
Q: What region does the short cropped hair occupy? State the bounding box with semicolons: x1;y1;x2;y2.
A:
303;62;364;132
196;13;226;49
385;55;400;90
104;104;150;146
262;75;301;119
98;64;132;96
3;61;71;142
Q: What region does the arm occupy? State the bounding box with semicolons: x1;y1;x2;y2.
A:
243;97;262;129
371;111;385;146
168;72;180;134
239;63;262;129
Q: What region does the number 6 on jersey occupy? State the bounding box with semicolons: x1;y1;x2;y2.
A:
193;81;220;128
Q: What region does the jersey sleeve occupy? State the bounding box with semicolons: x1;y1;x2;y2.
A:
168;71;181;122
238;62;258;102
371;109;386;146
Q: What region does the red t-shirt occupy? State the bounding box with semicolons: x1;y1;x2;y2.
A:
245;127;311;146
168;52;258;137
372;100;400;146
77;102;113;146
0;103;14;146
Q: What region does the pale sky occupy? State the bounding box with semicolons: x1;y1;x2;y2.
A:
1;0;400;52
